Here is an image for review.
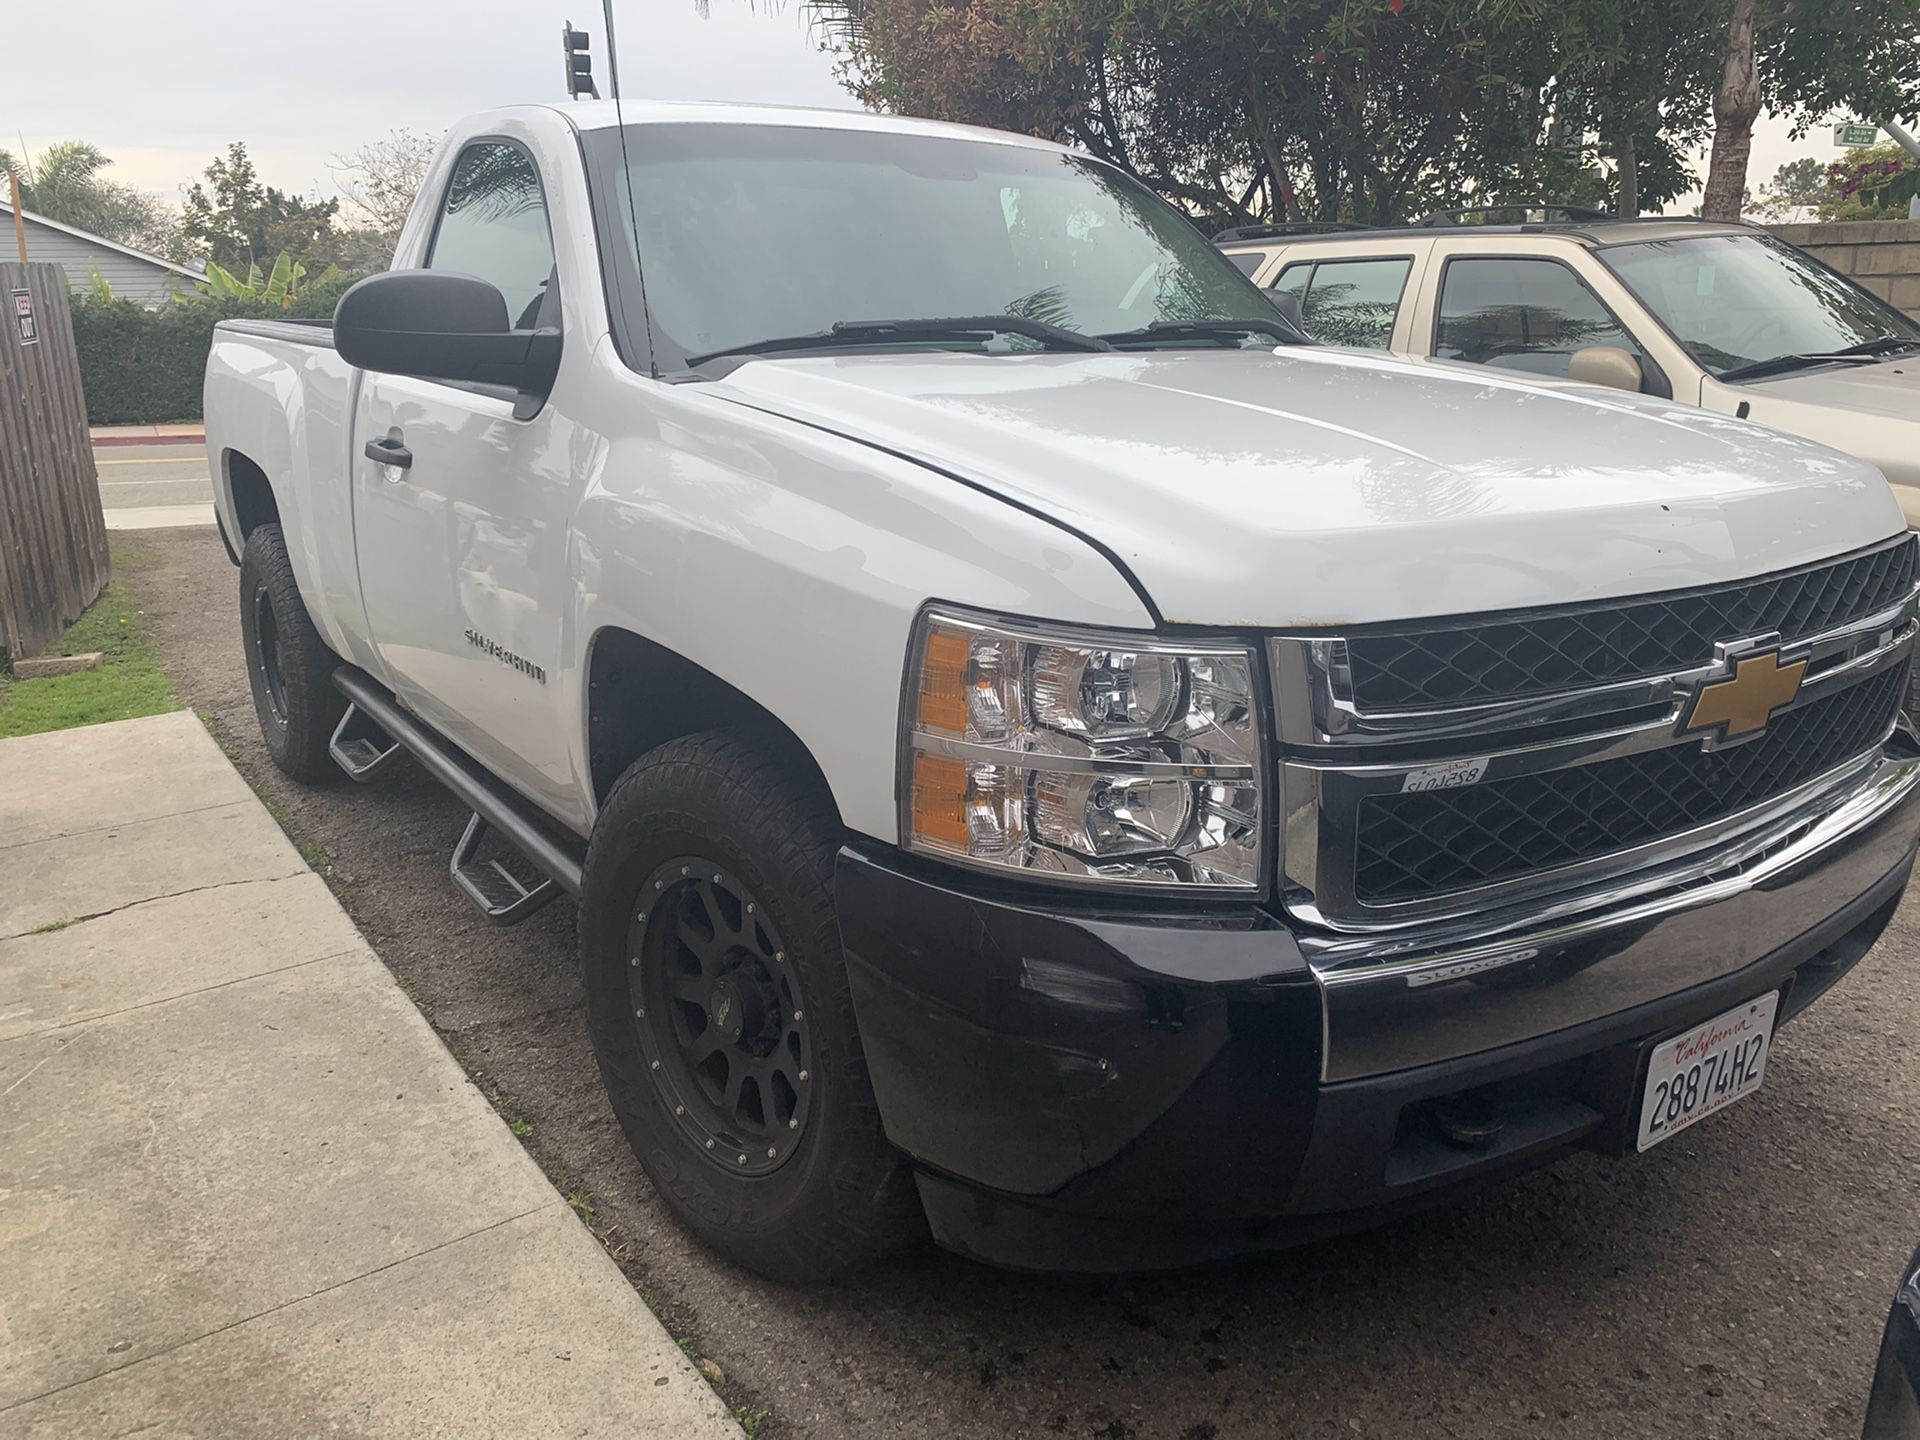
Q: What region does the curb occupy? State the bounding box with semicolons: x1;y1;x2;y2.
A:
92;433;206;448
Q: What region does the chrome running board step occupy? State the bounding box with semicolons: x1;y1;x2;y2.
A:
328;701;404;781
451;812;560;925
329;668;586;910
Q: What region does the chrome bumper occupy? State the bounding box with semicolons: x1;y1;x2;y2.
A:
1299;742;1920;1081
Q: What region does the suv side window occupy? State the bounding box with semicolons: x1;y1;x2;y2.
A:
1435;257;1640;378
1269;258;1411;350
427;141;557;329
1224;251;1265;278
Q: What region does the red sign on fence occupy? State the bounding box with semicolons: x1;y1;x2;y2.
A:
12;286;36;346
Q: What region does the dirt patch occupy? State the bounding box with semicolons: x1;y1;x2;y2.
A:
123;524;1920;1440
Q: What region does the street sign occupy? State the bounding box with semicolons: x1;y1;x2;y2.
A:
12;287;36;346
1835;123;1881;148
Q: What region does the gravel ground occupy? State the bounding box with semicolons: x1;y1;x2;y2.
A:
119;525;1920;1440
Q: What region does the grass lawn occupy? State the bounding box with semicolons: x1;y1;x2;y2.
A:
0;547;178;738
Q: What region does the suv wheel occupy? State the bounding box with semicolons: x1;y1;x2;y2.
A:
238;522;346;782
578;729;924;1282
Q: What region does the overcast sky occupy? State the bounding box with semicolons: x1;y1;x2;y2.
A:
8;0;1839;218
10;0;852;204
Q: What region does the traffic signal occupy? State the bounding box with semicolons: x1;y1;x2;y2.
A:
563;24;598;100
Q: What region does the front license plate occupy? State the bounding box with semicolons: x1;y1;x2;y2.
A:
1637;991;1780;1152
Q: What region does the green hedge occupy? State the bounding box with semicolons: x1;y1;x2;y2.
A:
70;275;359;426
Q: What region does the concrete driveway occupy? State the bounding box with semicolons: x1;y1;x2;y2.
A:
0;711;741;1439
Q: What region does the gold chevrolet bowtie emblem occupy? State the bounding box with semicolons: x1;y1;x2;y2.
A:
1680;646;1807;744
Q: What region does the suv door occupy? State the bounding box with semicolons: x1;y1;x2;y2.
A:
1269;255;1421;350
1428;253;1648;380
350;136;582;820
1259;238;1434;351
1403;239;1686;397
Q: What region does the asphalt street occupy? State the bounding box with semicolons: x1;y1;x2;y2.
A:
115;522;1920;1440
93;441;214;529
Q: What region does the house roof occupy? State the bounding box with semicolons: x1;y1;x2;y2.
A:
0;202;203;280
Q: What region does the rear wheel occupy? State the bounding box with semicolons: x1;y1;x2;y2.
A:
578;729;924;1281
239;523;345;782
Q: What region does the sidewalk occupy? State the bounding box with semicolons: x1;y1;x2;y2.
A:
0;712;740;1438
90;423;205;447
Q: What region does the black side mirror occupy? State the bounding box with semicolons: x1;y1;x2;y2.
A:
334;270;561;415
1267;288;1307;335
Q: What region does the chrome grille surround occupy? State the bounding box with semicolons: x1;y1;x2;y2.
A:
1270;534;1920;934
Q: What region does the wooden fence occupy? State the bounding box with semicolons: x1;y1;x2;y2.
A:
0;261;109;659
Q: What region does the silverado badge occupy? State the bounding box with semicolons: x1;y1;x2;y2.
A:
1678;640;1807;748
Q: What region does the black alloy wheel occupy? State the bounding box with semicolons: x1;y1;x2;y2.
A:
251;583;290;726
629;857;816;1175
578;728;925;1280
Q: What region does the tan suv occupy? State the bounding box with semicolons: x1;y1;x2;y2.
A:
1220;210;1920;522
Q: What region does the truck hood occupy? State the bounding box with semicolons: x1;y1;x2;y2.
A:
1745;354;1920;422
1733;358;1920;494
708;346;1903;628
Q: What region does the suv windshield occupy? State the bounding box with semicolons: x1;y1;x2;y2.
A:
591;123;1283;370
1601;233;1920;378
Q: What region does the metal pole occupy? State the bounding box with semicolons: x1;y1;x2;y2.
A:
600;0;621;101
1883;117;1920;165
1884;120;1920;219
8;169;26;263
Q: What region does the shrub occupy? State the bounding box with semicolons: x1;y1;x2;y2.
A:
1818;144;1919;222
69;270;361;425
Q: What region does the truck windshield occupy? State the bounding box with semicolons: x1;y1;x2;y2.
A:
591;122;1284;370
1600;233;1920;379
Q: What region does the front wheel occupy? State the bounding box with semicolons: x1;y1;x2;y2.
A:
578;729;924;1282
238;522;346;782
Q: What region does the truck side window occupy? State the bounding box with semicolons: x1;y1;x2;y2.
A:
427;141;558;329
1435;258;1641;378
1272;258;1411;350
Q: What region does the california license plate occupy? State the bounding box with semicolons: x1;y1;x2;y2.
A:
1637;992;1780;1152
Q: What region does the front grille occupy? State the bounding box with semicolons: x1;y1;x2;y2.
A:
1353;665;1905;903
1347;539;1915;712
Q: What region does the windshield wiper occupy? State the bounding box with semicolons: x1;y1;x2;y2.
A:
1718;336;1920;383
1096;317;1304;347
684;315;1113;368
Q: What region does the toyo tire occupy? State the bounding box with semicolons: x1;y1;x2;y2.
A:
578;728;924;1282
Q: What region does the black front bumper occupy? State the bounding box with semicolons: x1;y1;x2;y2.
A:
837;748;1920;1273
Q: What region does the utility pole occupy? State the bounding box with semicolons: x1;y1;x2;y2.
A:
7;169;26;263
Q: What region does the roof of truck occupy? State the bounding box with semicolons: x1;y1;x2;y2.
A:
548;99;1069;153
1217;214;1758;250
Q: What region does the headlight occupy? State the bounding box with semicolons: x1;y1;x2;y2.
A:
901;609;1264;890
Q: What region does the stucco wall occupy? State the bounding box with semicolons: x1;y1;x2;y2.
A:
1769;220;1920;322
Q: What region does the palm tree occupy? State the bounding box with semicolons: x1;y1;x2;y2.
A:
0;141;176;254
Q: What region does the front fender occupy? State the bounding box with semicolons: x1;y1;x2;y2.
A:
568;358;1152;843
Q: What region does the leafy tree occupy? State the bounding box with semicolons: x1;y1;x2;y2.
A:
1534;0;1723;216
815;0;1920;227
1816;141;1918;219
0;141;180;256
181;142;341;271
331;129;442;267
817;0;1735;226
823;0;1592;228
1702;0;1920;219
1746;155;1833;218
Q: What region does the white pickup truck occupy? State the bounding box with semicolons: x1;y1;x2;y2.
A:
205;101;1920;1280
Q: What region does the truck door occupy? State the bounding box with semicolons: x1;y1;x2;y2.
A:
349;137;583;825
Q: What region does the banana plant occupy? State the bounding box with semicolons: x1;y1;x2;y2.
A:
200;251;322;310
